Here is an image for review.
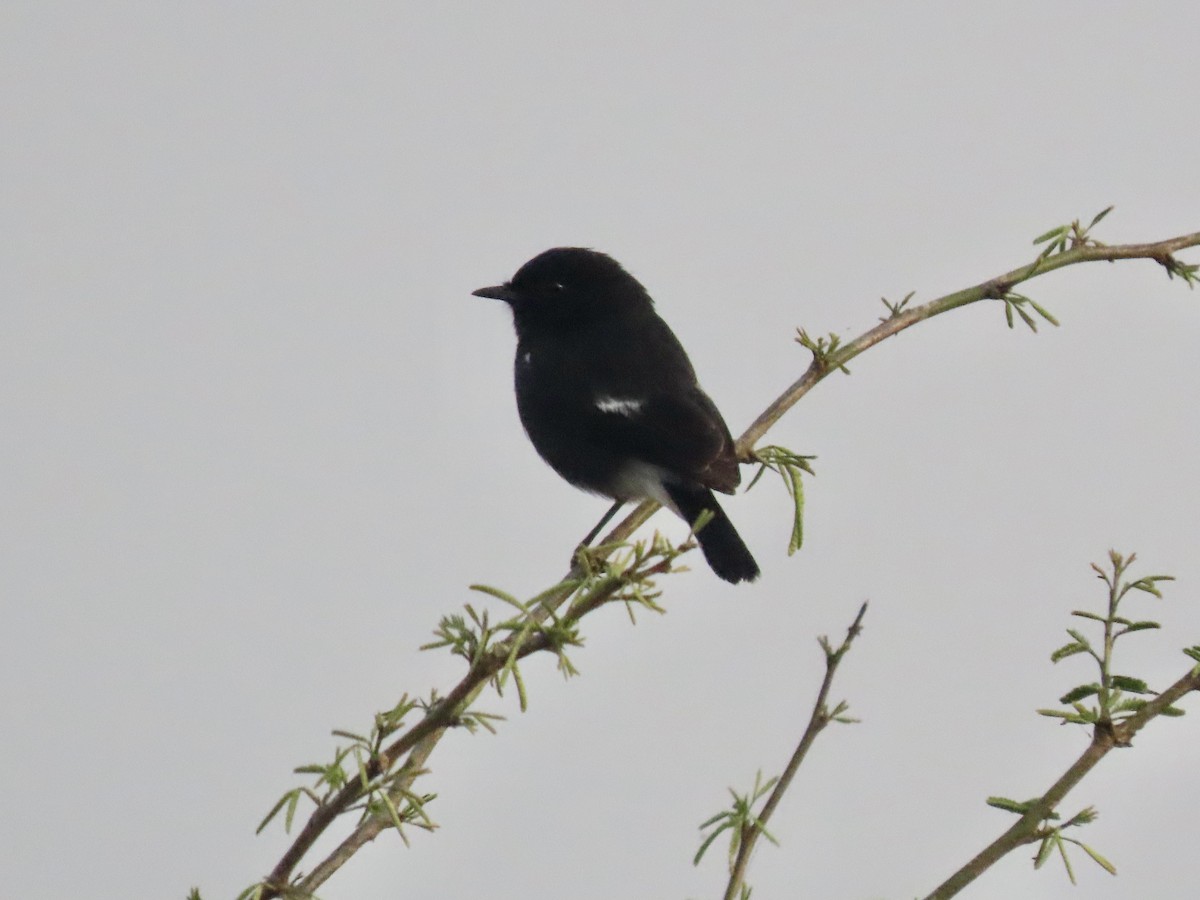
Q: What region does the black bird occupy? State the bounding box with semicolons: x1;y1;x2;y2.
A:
473;248;759;584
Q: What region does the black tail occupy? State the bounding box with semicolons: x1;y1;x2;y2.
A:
663;483;759;584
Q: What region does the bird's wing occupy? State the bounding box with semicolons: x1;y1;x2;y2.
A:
585;386;742;493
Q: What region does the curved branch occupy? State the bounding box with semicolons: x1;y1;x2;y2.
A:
738;229;1200;451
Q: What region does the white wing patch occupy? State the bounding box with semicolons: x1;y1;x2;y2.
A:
595;396;644;417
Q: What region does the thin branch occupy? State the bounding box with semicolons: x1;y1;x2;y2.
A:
737;230;1200;452
261;553;677;897
925;664;1200;899
298;738;441;892
722;602;868;900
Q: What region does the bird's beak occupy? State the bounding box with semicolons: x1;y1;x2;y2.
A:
472;283;515;302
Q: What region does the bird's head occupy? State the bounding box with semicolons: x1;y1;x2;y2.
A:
473;247;652;328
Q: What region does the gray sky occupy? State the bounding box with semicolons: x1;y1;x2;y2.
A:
3;4;1198;899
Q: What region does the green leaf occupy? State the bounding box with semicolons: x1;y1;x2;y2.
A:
469;582;525;607
331;729;370;746
1033;224;1069;246
745;462;770;491
1078;841;1117;875
1037;708;1089;722
378;790;406;834
784;461;805;554
750;445;813;555
1109;675;1151;694
256;789;302;835
1071;702;1099;722
1034;833;1054;869
1087;206;1114;229
1051;641;1088;663
987;796;1035;814
1057;833;1078;885
693;821;731;866
1119;621;1161;634
284;788;300;832
1026;297;1060;327
1059;683;1101;704
1016;303;1038;332
1129;575;1174;598
1112;697;1149;715
1061;806;1098;827
747;815;780;847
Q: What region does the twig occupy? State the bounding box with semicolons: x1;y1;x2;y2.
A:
261;555;677;897
925;664;1200;898
736;230;1200;452
722;602;868;900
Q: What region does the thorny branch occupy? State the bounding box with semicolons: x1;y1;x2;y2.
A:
721;602;868;900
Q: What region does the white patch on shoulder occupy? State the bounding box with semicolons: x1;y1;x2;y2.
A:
520;350;532;365
595;396;643;416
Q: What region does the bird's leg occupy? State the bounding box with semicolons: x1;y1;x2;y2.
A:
572;499;625;568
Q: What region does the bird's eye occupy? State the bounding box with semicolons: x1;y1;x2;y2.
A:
551;282;564;291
